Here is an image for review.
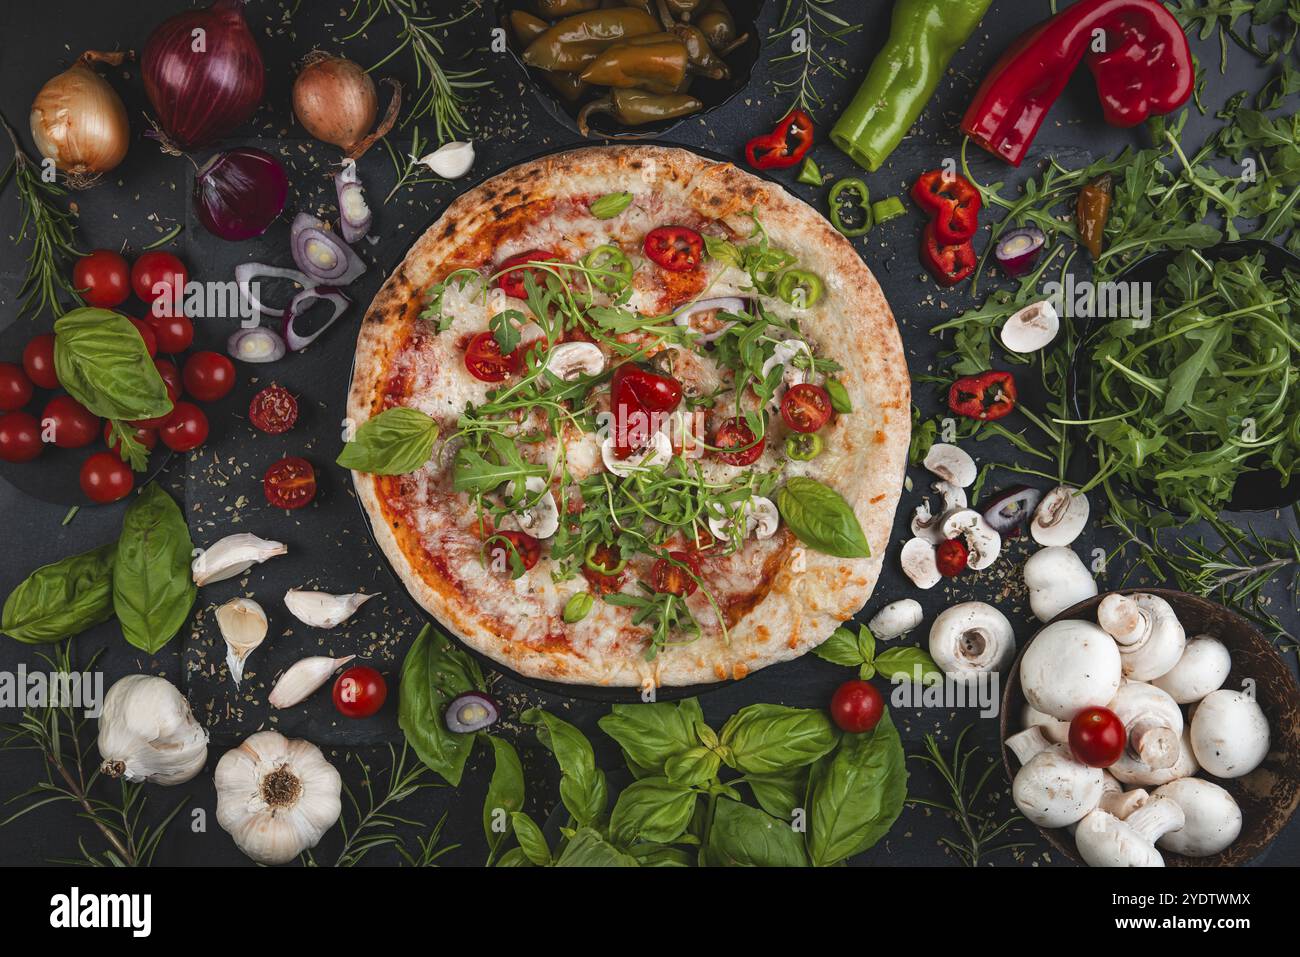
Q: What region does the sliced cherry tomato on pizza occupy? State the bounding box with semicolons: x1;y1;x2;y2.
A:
104;421;158;459
80;452;134;503
249;384;299;434
487;529;541;574
583;541;627;594
714;416;765;466
182;351;236;402
0;363;34;411
264;456;317;509
780;383;832;433
73;249;131;308
643;226;703;273
464;331;521;382
22;334;59;390
40;395;100;448
159;401;209;452
612;364;683;414
131;251;188;310
496;249;559;299
0;412;43;463
651;550;700;597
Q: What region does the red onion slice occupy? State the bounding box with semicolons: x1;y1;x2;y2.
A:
290;213;367;286
335;160;372;244
235;261;311;318
228;326;287;363
671;297;749;343
994;226;1047;278
193;147;289;241
283;286;350;351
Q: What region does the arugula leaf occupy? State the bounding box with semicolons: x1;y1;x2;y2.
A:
337;407;440;475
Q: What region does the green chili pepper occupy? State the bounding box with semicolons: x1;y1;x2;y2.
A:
785;432;823;461
870;196;907;226
585;540;628;576
829;178;872;237
829;0;993;171
776;269;824;308
563;591;595;623
796;157;823;186
581;244;634;292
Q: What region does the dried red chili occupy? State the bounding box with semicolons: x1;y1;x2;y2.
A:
920;221;977;287
910;170;982;245
744;109;814;170
948;370;1018;421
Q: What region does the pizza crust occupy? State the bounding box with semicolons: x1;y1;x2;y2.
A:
348;145;910;687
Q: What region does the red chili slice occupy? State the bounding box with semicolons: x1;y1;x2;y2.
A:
910;170;982;245
651;550;701;597
714;417;764;466
496;249;559;299
920;221;977;287
780;383;832;433
249;384;299;434
487;529;541;573
643;226;703;273
744;109;814;170
264;456;317;509
465;331;521;382
948;370;1017;421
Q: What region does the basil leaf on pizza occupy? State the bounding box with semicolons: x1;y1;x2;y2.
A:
589;191;632;219
398;625;484;786
337;407;440;475
776;477;872;558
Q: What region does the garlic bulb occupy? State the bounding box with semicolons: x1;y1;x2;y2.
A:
215;730;342;865
98;675;209;785
192;533;287;586
417;140;474;179
284;589;377;628
269;655;355;709
215;597;268;687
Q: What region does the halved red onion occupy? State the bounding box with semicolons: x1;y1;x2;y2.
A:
672;297;750;343
334;160;372;244
444;691;499;733
235;261;310;318
227;326;286;363
283;286;350;351
994;226;1047;278
290;213;367;286
193;147;289;241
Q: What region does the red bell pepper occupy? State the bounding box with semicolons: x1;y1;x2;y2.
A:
911;170;982;245
920;222;977;287
961;0;1193;166
948;371;1018;421
745;109;815;170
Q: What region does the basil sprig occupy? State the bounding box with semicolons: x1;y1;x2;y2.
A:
808;711;907;866
337;407;441;476
776;477;871;558
53;308;172;421
113;483;196;654
398;625;484;787
483;737;525;864
1;544;116;644
814;623;942;682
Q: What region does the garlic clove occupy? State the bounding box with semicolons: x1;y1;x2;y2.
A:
284;589;377;629
215;597;269;688
418;140;474;179
192;533;287;586
268;655;355;709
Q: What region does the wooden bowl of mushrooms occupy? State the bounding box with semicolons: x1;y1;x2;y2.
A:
1000;588;1300;866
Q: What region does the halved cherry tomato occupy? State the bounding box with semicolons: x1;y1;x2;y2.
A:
0;363;34;411
41;395;100;448
830;680;884;733
488;529;541;573
643;226;703;273
127;317;158;357
159;401;209;452
935;537;969;577
464;331;521;382
0;412;43;463
182;351;236;402
496;249;559;299
264;456;317;509
104;421;158;459
131;251;188;312
147;313;194;353
582;541;626;594
1069;706;1126;768
249;384;298;434
73;250;131;308
22;334;59;390
714;417;765;466
80;452;134;503
332;665;387;718
780;383;832;433
651;550;700;597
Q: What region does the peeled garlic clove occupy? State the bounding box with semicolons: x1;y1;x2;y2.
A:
418;140;474;179
192;533;287;586
284;589;377;628
268;655;355;709
215;597;268;688
98;675;209;786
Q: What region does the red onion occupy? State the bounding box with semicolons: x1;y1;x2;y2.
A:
235;262;310;318
228;326;286;364
142;0;265;152
194;148;288;241
334;161;372;244
283;287;350;351
994;226;1047;278
290;213;366;285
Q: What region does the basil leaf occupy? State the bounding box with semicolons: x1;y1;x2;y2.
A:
743;765;809;822
398;625;484;785
523;708;607;827
825;377;853;413
598;698;701;774
704;798;808;867
812;626;868;667
629;844;693;867
1;543;116;644
554;827;638;867
807;710;907;866
53;308;172;421
113;484;195;655
719;704;838;775
483;737;525;863
704;234;743;269
776;477;871;558
664;746;720;787
452;435;547;495
509;812;551;866
873;646;943;684
495;847;534;867
337;407;440;475
609;776;697;845
589;191;633;219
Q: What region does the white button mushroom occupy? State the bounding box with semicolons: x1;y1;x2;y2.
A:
1021;703;1070;744
501;476;560;539
1098;771;1150;820
900;537;942;589
600;431;672;476
928;602;1016;682
1189;689;1270;779
1023;546;1099;622
1030;485;1090;546
1151;634;1231;704
1073;798;1185;867
1097;592;1186;681
1019;618;1122;720
923;443;977;488
1108;681;1185;774
1010;738;1106;828
1152;778;1242;858
939;509;1001;570
545;341;605;380
1109;727;1200;788
867;599;924;640
707;496;779;541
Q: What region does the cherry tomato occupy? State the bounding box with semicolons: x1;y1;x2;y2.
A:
582;541;626;595
830;680;884;733
332;665;388;718
464;331;521;382
147;313;194;354
496;249;559;299
935;537;969;577
651;550;700;597
780;383;832;433
1069;706;1126;768
127;317;158;357
714;417;764;466
73;249;131;308
182;351;236;402
22;334;59;390
643;226;703;272
264;456;317;509
612;364;683;414
249;384;298;434
487;529;541;573
159;401;209;452
80;452;134;503
40;395;100;449
0;363;34;411
0;411;43;463
131;251;188;312
131;359;181;430
104;421;158;460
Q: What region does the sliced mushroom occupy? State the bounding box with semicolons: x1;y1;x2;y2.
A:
601;432;671;477
868;599;923;640
928;601;1015;681
900;537;942;589
545;342;604;380
1019;618;1122;720
940;509;1001;570
1108;681;1184;774
1024;546;1098;622
1074;798;1184;867
1151;634;1231;704
708;496;779;541
1001;300;1060;353
671;297;748;343
1097;592;1186;681
1153;778;1242;858
1189;689;1269;779
1030;485;1090;546
191;533;287;586
501;476;560;539
912;482;968;543
923;443;976;488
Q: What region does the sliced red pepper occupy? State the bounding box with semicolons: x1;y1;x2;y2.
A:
948;370;1018;421
744;109;815;170
961;0;1193;166
643;226;703;273
911;170;982;245
920;221;977;287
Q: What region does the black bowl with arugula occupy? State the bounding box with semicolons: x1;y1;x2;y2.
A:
1068;239;1300;519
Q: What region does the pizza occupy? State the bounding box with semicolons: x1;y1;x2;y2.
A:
347;145;909;688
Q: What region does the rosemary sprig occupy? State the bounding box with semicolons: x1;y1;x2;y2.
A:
908;725;1031;867
346;0;489;144
767;0;860;119
382;125;444;203
0;112;82;319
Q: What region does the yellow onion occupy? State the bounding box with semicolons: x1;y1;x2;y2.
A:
292;52;378;156
29;50;130;184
